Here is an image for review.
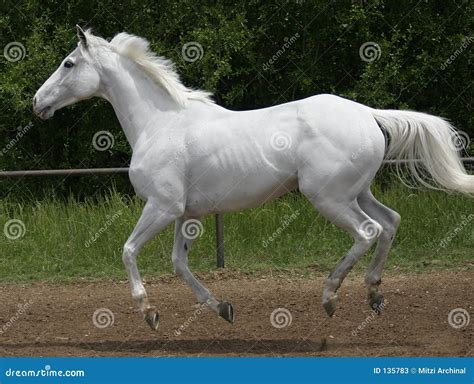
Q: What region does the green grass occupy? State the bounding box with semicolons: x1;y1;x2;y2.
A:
0;183;472;282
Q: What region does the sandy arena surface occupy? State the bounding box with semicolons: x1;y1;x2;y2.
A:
0;270;472;356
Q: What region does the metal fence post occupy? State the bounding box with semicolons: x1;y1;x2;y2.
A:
215;214;225;268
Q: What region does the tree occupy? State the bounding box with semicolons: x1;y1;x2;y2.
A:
1;0;472;198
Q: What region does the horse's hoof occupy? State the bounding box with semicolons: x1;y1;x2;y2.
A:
323;296;338;317
144;309;160;331
369;293;384;315
218;301;234;324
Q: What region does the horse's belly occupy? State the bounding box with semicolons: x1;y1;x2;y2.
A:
185;170;298;216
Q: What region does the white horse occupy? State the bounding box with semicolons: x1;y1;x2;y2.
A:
34;27;473;330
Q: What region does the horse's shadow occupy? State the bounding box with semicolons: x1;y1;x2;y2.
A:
0;338;425;355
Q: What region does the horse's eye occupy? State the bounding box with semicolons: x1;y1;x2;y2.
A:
64;60;74;68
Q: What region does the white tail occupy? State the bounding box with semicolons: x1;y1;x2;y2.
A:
371;109;474;195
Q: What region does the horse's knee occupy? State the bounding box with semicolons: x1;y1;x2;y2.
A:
122;244;136;267
389;211;401;233
379;211;400;241
392;211;401;227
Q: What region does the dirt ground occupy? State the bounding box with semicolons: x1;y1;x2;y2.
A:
0;270;472;357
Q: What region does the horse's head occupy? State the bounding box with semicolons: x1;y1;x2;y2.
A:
33;26;103;120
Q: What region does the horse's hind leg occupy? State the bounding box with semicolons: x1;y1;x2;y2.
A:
304;195;383;316
172;217;234;324
358;190;401;311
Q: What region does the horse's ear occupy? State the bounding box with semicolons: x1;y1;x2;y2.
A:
76;25;87;48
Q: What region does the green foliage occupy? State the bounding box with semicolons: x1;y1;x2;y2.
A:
1;0;472;198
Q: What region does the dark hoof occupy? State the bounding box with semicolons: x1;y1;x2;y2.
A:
323;296;337;317
218;301;234;324
145;310;160;331
369;293;385;315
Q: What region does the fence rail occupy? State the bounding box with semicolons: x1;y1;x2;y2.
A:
0;168;129;177
1;157;473;267
1;158;473;178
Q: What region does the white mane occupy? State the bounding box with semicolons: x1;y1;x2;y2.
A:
83;30;214;106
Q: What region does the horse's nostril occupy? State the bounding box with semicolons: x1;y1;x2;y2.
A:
33;96;37;107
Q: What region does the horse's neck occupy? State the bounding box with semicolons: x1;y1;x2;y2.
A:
99;59;180;150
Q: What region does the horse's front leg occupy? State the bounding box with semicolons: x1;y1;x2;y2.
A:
172;217;234;324
122;198;181;330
